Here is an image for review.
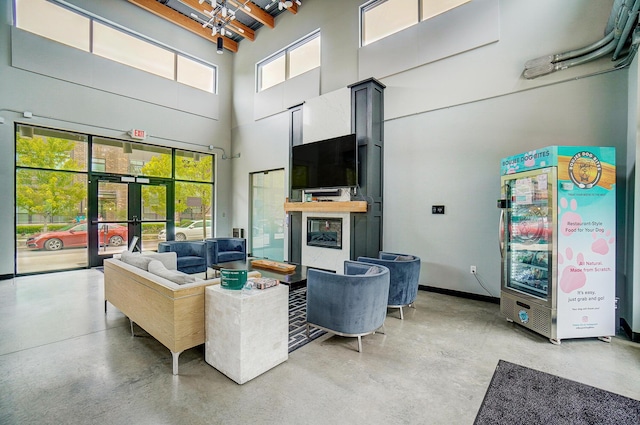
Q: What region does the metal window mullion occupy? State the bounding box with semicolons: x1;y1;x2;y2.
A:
285;49;291;81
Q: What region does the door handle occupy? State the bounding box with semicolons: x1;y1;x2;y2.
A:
499;209;505;258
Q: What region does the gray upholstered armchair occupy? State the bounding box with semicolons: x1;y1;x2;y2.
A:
205;237;246;266
358;252;421;320
306;260;390;352
157;241;207;274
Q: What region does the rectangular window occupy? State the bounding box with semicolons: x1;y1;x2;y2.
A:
421;0;471;20
175;150;214;183
361;0;472;46
93;22;175;80
289;35;321;79
257;31;321;92
15;0;90;51
16;125;88;172
175;182;213;238
92;158;106;172
177;55;215;93
92;138;172;178
259;53;286;91
14;0;217;93
362;0;417;46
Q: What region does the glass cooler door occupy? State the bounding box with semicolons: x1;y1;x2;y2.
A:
502;168;555;303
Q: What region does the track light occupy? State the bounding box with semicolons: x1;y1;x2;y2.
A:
217;37;224;54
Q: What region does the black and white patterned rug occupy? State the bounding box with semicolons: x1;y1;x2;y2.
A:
288;287;326;353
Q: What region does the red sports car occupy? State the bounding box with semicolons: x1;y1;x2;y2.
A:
26;222;128;251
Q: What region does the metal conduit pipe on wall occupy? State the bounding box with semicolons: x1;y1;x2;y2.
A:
524;0;639;79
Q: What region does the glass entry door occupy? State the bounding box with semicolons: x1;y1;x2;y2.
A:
89;177;169;267
250;169;285;261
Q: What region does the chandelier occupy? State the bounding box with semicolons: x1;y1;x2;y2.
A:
191;0;246;54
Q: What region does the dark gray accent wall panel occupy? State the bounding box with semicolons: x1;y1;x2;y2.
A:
288;105;304;263
349;78;385;260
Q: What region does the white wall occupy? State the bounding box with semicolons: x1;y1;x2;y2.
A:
1;0;635;329
230;0;632;303
0;0;235;276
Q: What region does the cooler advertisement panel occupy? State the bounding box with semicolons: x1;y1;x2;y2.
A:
499;146;616;343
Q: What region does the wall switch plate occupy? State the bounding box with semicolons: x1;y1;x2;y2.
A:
432;205;445;214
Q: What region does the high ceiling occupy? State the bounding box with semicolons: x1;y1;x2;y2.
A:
127;0;302;53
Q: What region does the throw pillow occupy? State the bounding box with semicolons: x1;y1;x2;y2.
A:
396;255;414;261
364;265;382;275
120;251;154;271
148;260;197;285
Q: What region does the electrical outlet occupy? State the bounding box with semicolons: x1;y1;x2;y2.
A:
470;265;477;274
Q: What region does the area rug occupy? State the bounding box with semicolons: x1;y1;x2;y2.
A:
474;360;640;425
288;286;325;353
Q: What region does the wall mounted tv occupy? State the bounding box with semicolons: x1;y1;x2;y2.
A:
291;134;357;191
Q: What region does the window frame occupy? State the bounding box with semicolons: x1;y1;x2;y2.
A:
360;0;472;47
256;30;321;93
13;0;218;94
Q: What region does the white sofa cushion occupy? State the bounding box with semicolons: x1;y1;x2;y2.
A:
148;260;200;285
120;251;154;270
119;251;178;271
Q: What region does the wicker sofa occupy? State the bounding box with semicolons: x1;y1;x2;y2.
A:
104;251;259;375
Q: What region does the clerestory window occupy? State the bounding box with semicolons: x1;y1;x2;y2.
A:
361;0;471;46
257;31;321;92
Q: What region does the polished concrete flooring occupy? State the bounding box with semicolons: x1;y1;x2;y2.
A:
1;269;639;425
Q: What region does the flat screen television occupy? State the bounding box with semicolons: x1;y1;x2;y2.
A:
291;134;357;190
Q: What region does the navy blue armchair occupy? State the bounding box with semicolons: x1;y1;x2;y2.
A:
157;241;207;274
205;238;246;265
358;252;421;320
306;260;390;352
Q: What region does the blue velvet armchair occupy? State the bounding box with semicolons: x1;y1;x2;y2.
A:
306;260;390;352
205;238;246;265
358;252;421;320
157;241;207;274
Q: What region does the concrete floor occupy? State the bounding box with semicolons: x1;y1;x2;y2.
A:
1;269;639;425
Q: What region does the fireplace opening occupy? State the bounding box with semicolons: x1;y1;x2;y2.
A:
307;217;342;249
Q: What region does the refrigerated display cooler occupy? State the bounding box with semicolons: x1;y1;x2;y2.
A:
498;146;616;344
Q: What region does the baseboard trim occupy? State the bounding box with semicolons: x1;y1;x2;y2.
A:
419;285;500;305
620;318;640;343
0;274;14;281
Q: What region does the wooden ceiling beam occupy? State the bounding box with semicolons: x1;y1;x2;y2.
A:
286;3;298;14
227;0;275;28
128;0;238;52
179;0;255;41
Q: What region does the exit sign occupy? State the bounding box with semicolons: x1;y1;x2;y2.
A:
129;129;147;140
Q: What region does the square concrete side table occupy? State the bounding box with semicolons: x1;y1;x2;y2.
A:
205;284;289;384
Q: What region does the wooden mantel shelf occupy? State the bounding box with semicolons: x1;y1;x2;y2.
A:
284;201;367;213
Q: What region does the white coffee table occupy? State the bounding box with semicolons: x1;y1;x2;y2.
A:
205;284;288;384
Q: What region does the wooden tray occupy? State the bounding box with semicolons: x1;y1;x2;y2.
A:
250;259;297;273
